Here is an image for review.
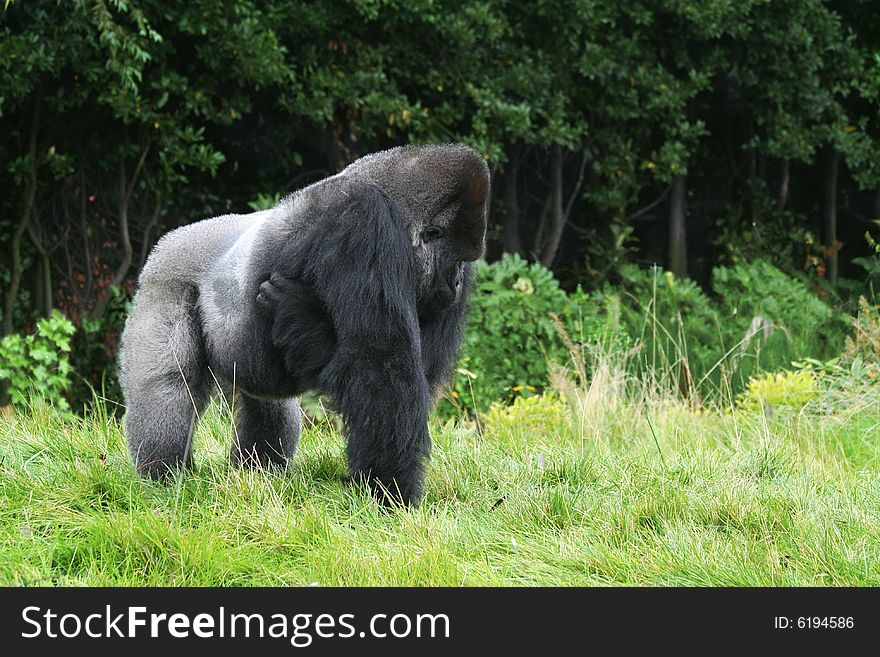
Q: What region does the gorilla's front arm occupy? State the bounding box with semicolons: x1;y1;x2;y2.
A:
267;182;433;504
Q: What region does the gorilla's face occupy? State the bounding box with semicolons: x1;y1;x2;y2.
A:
399;146;489;318
345;143;489;318
412;169;487;317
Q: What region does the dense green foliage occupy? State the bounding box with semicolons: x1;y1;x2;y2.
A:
2;1;880;406
448;256;847;414
448;254;614;413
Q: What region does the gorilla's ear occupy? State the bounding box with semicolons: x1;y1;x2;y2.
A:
451;155;490;262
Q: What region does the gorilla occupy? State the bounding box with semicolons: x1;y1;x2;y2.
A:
118;144;489;505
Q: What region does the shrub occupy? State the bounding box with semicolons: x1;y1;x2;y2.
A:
0;310;76;411
845;296;880;363
792;297;880;413
712;260;846;381
593;264;723;393
443;254;624;415
440;257;850;415
445;254;573;413
851;231;880;296
481;393;571;444
69;286;131;408
736;371;820;413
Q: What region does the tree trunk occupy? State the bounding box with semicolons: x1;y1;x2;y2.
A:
3;95;41;338
138;199;161;273
501;157;523;255
873;187;880;222
27;221;52;318
94;152;143;317
539;145;565;268
39;251;52;318
821;145;839;285
112;155;134;288
776;160;790;212
668;174;688;278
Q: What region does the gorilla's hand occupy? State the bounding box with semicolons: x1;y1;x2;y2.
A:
256;273;287;319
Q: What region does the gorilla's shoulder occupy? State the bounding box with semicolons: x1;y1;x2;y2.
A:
139;212;267;288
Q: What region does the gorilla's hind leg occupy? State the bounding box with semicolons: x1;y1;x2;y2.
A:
126;383;208;479
120;286;209;480
231;396;301;469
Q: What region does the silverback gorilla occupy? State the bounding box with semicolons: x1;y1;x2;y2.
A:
118;144;490;505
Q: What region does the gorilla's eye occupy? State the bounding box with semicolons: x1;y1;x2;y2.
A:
422;225;445;242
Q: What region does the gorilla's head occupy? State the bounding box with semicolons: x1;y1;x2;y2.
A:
346;144;490;318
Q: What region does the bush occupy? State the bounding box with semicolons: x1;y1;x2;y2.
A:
792;297;880;414
442;257;849;414
593;261;847;394
481;393;571;445
595;264;722;389
443;254;623;415
845;296;880;363
712;260;846;381
736;371;820;413
445;254;572;413
0;310;76;411
851;232;880;298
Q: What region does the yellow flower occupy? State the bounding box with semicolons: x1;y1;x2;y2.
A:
512;277;534;295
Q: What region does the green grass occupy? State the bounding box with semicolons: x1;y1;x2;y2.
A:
2;381;879;587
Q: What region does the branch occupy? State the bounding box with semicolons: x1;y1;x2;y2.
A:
625;183;674;222
539;144;565;268
565;218;591;236
138;198;161;273
124;144;150;205
112;155;134;286
530;191;552;260
562;148;591;224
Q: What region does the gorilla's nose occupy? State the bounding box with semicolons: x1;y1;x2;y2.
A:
435;268;462;308
437;279;456;306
